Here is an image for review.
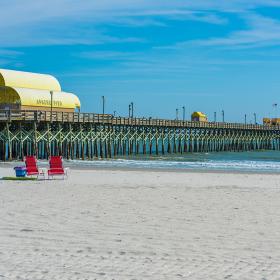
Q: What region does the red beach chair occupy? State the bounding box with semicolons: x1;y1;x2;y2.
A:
48;156;68;179
25;156;39;177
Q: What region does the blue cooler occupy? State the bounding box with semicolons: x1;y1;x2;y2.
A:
14;166;27;177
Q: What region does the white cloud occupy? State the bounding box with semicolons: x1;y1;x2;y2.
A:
2;0;274;47
156;12;280;51
0;49;22;56
0;49;23;68
192;13;280;49
77;51;143;60
0;0;279;49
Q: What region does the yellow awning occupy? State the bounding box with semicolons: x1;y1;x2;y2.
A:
192;112;206;118
0;86;80;109
0;69;61;92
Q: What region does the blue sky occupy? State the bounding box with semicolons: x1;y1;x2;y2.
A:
1;1;280;122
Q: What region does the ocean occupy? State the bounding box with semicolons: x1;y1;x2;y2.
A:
68;151;280;173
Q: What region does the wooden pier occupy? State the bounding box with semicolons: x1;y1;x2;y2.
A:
0;110;280;161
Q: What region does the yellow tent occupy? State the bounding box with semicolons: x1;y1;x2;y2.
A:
0;86;80;112
0;69;61;92
191;112;208;122
0;69;81;112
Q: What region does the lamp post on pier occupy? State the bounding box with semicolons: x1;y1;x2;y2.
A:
222;110;224;122
50;90;53;123
182;106;185;121
214;112;217;122
245;114;247;124
101;96;105;115
273;103;278;118
131;102;134;118
129;104;131;118
176;108;179;120
254;113;257;124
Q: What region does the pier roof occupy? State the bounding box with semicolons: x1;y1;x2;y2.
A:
0;87;80;110
0;69;61;92
192;112;207;118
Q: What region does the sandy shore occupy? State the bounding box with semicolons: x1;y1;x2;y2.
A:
1;167;280;279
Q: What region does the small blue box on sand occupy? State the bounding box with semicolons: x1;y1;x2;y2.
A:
14;166;27;177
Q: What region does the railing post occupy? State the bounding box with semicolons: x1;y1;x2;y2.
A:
8;109;11;122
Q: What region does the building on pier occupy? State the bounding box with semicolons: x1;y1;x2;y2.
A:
0;69;81;112
263;118;271;125
191;111;208;122
263;117;280;126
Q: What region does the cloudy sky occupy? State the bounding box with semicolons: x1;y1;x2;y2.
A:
1;0;280;122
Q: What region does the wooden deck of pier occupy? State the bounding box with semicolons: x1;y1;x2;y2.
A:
0;110;279;130
0;110;279;160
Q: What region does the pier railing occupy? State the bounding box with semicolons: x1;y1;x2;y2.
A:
0;109;279;131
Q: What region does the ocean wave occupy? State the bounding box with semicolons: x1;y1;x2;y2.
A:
67;158;280;172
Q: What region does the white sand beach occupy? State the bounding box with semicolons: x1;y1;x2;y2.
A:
1;167;280;279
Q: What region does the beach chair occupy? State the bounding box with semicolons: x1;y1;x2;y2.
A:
24;156;41;177
48;156;69;179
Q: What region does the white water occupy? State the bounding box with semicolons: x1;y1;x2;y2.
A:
67;154;280;173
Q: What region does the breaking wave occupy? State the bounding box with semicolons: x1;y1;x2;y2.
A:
67;151;280;173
